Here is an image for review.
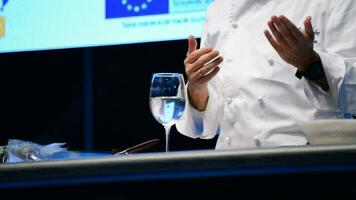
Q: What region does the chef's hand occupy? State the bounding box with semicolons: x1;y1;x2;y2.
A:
184;35;223;111
264;15;329;91
264;15;318;71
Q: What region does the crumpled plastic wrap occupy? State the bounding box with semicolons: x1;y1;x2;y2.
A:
3;139;79;163
0;138;159;163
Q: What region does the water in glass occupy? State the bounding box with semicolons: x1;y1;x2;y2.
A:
149;73;186;152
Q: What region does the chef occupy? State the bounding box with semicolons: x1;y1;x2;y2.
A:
176;0;356;149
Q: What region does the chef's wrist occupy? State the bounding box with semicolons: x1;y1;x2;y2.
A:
187;84;209;111
294;52;330;91
295;52;325;81
297;51;320;72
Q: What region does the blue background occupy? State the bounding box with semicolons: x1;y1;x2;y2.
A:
0;0;208;53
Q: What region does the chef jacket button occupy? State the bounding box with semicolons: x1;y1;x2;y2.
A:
226;58;233;63
226;97;232;105
257;96;264;106
232;23;239;29
267;57;274;66
225;137;232;146
254;137;261;147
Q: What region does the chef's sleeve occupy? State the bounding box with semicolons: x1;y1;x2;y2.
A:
176;18;221;139
303;1;356;114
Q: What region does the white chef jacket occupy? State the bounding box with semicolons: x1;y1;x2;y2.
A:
176;0;356;149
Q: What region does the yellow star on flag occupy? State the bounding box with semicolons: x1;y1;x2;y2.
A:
0;16;5;38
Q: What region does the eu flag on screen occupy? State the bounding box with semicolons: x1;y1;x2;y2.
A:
106;0;169;19
1;0;9;11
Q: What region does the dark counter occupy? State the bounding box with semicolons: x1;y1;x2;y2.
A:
1;144;356;199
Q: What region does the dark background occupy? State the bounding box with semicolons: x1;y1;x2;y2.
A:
0;39;217;153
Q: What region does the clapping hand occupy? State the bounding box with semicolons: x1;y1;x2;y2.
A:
184;35;223;111
184;35;223;90
264;15;319;71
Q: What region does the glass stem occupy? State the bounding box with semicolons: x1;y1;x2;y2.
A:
163;125;171;152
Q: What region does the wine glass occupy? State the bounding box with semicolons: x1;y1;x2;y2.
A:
149;73;186;152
